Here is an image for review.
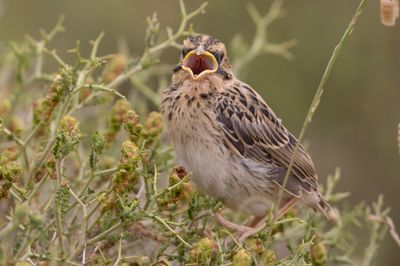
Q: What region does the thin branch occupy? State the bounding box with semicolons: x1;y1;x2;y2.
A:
269;0;368;239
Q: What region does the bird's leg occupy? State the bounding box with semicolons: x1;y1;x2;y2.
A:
276;196;300;219
215;212;252;232
246;216;264;227
238;197;300;243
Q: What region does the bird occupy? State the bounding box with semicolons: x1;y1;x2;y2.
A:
161;34;337;237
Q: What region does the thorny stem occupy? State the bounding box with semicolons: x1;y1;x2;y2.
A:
113;235;123;266
69;188;89;263
94;167;118;177
270;0;368;239
87;221;122;245
145;212;192;248
90;32;105;60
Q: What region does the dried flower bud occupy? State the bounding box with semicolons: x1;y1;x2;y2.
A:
189;238;216;265
120;140;140;165
232;249;252;266
53;115;81;159
103;54;128;82
0;99;11;115
123;109;143;142
145;111;163;137
158;167;191;208
42;75;64;120
106;100;131;142
311;242;328;266
381;0;399;26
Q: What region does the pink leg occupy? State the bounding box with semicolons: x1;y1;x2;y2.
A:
238;197;300;243
215;213;252;232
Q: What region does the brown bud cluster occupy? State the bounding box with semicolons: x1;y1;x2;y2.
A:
144;111;163;137
53;115;81;159
32;75;65;137
0;147;22;199
112;140;140;194
106;99;131;143
123;109;143;142
381;0;399;26
157;167;192;209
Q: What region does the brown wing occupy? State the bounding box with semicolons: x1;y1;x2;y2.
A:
214;82;319;193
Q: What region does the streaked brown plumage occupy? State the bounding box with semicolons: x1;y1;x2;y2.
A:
161;34;336;222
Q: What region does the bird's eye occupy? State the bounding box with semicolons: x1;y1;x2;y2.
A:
182;48;191;57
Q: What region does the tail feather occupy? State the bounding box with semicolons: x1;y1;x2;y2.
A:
315;196;340;223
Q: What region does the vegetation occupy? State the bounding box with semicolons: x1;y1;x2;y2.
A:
0;0;398;265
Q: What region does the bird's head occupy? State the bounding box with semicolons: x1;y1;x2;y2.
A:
174;34;232;81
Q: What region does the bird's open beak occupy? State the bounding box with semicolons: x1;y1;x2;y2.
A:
182;47;218;79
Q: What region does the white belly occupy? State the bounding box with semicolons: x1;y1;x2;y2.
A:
173;135;229;200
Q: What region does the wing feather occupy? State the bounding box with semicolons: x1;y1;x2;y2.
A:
215;82;319;192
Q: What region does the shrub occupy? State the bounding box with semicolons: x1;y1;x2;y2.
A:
0;0;397;265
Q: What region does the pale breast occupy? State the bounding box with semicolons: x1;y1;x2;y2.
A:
161;80;279;217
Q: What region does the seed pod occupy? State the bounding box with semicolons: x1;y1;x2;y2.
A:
381;0;399;26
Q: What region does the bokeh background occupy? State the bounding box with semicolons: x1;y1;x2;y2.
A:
0;0;399;264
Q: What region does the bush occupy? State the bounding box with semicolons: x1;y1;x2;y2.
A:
0;0;397;265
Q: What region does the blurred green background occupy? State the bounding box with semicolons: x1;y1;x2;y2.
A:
0;0;399;263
